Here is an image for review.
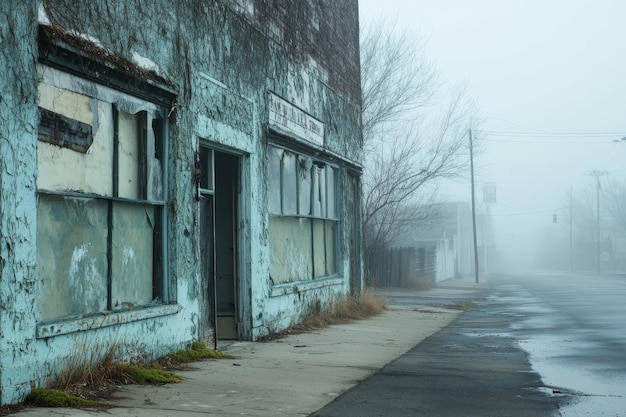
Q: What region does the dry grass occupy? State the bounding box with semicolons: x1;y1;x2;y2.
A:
261;289;387;340
51;348;183;400
49;341;228;402
52;347;122;399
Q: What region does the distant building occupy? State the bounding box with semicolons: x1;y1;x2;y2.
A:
369;202;475;287
394;202;474;281
0;0;362;404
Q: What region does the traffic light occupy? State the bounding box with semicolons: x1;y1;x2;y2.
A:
553;214;557;224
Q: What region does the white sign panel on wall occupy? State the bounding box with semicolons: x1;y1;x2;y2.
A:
268;92;324;146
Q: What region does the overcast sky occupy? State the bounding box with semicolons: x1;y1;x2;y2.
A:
359;0;626;268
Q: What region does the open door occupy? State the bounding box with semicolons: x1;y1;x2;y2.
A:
214;151;239;339
198;146;240;343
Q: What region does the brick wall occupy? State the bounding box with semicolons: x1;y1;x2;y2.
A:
236;0;361;105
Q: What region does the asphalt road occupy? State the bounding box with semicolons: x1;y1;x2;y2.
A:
311;272;626;417
494;272;626;416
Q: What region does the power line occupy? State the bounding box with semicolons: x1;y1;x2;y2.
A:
482;138;614;144
485;117;553;134
481;132;624;145
483;130;625;137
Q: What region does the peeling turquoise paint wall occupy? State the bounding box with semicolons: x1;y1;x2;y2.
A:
0;0;362;404
0;1;40;404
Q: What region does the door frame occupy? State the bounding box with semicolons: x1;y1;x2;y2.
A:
197;141;251;342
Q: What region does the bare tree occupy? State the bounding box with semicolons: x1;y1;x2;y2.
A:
360;17;480;258
360;16;439;142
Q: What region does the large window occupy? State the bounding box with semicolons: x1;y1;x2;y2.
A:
36;66;168;321
268;145;339;284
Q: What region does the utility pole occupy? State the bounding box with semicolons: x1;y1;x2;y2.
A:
587;170;607;273
469;129;479;283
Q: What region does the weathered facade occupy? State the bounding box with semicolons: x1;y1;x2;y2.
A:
0;0;363;404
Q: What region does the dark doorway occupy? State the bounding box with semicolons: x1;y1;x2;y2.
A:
214;151;239;339
198;146;240;343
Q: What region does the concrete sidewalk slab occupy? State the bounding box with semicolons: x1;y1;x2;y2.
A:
12;305;463;417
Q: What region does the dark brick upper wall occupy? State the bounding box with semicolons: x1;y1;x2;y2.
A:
240;0;361;105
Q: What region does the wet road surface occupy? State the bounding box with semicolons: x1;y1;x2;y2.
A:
311;272;626;417
493;272;626;416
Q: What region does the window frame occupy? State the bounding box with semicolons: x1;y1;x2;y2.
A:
268;143;341;281
36;64;171;322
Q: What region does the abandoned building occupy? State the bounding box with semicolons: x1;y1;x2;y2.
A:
0;0;363;404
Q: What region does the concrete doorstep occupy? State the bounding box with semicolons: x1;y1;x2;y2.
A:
14;304;463;417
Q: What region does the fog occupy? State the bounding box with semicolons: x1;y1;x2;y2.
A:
359;0;626;272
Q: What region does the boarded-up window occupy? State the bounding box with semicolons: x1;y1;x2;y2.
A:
36;65;169;321
268;144;339;283
37;195;108;319
38;82;114;196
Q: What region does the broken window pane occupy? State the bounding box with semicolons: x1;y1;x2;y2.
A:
298;156;312;216
150;118;165;202
145;114;164;202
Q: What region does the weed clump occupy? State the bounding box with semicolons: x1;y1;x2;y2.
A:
25;388;111;408
301;289;387;328
169;342;235;362
261;289;387;340
112;364;182;384
49;347;183;402
40;342;232;408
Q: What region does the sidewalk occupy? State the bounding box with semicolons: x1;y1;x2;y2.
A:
14;277;484;417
